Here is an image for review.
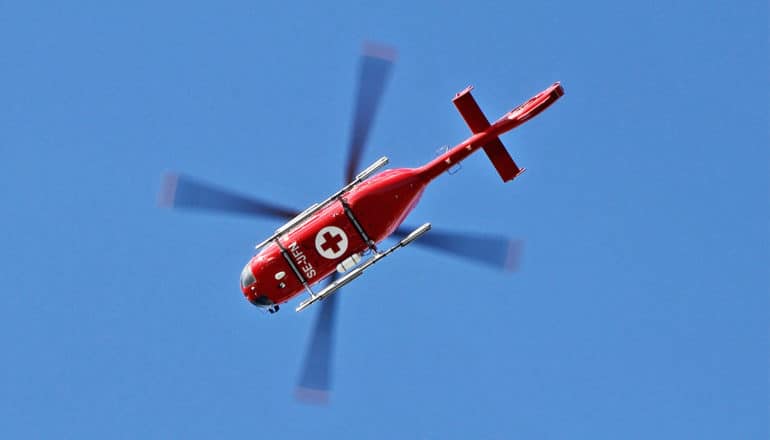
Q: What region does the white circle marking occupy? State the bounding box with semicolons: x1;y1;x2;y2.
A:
315;226;348;259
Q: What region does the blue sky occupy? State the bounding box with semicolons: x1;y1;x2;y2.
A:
1;0;767;438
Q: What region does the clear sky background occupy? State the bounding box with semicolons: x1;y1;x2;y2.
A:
1;0;767;438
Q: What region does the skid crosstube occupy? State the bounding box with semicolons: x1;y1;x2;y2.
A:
296;222;431;312
251;156;390;305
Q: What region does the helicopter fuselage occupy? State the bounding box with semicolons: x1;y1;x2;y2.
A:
240;81;564;312
241;167;428;307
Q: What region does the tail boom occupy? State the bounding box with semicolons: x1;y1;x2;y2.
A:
418;82;564;182
489;81;564;136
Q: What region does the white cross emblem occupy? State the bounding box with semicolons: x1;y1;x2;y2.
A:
315;226;348;259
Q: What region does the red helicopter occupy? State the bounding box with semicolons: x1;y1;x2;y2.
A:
159;43;563;402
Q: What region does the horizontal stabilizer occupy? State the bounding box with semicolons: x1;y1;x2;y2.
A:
482;139;525;182
453;86;524;182
453;86;491;133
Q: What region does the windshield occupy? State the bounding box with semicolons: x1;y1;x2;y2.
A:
240;264;256;288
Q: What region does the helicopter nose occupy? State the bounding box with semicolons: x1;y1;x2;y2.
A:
238;259;278;313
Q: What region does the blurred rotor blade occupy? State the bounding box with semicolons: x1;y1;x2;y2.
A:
296;276;339;404
392;226;523;272
158;173;298;220
344;42;397;183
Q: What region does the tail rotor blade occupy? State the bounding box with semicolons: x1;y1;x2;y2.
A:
295;278;339;404
159;173;298;220
392;226;523;272
344;42;397;183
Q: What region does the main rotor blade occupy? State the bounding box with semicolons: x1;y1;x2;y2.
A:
392;226;523;272
158;173;298;220
344;42;397;183
296;43;396;404
296;277;339;404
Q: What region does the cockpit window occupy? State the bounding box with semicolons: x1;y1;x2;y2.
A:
240;264;256;288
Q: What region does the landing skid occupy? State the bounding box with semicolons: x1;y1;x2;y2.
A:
296;223;431;312
255;156;389;251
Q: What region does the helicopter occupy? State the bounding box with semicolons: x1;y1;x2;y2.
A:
159;43;563;403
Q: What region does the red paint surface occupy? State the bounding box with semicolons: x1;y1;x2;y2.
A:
242;82;564;307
